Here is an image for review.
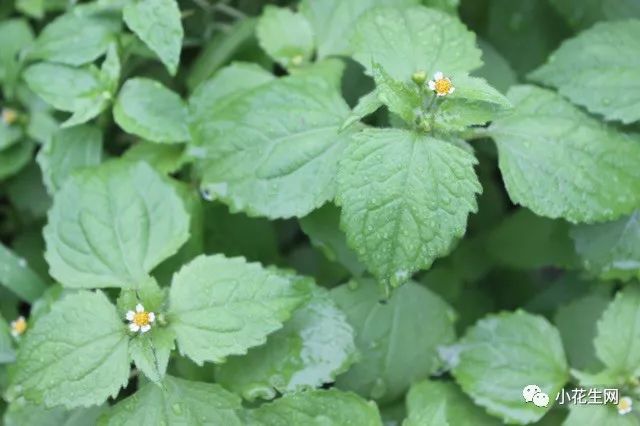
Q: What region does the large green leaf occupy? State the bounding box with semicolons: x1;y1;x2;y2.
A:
571;212;640;281
245;389;383;425
256;6;314;68
215;286;357;400
405;380;500;426
114;78;189;143
99;375;243;425
549;0;640;29
331;280;456;403
29;10;120;66
168;255;310;365
350;5;481;82
300;0;419;59
190;62;351;219
36;124;103;194
44;161;190;288
594;286;640;378
451;310;569;424
0;19;33;89
123;0;183;75
489;85;640;224
4;402;106;426
531;20;640;124
336;128;480;287
563;404;639;426
0;243;47;302
7;291;129;408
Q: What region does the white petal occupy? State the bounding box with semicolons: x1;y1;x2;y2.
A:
126;311;135;321
136;303;144;313
434;71;443;80
436;92;445;97
449;86;455;94
428;80;436;90
140;325;151;333
148;312;155;322
10;330;19;338
129;323;140;332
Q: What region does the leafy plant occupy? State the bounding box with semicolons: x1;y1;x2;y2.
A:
1;0;640;425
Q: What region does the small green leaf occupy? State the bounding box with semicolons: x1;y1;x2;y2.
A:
215;286;357;400
405;380;500;426
123;0;183;75
256;6;314;68
0;314;15;364
451;310;569;424
44;161;190;289
190;63;351;219
168;254;309;365
129;327;175;383
531;20;640;124
36;124;103;194
29;11;121;66
0;140;34;180
8;291;129;408
350;6;481;82
23;63;112;127
331;280;456;403
114;78;189;143
0;19;33;89
123;142;185;174
474;39;518;94
337;128;481;287
594;286;640;378
0;242;47;302
372;63;422;125
340;90;383;130
489;85;640;223
99;375;243;425
0;118;22;151
245;389;383;425
571;212;640;280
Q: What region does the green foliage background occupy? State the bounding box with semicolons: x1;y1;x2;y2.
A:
1;0;640;425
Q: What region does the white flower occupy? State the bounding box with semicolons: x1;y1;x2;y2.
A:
10;316;27;337
125;303;155;333
618;396;633;415
427;71;455;97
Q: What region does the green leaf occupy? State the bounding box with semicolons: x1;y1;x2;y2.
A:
340;90;383;130
531;20;640;124
29;11;120;66
0;140;34;180
246;389;383;426
474;39;518;95
36;124;103;194
331;280;456;403
129;326;175;384
123;0;183;75
0;19;33;88
563;404;639;426
350;6;481;82
168;254;309;364
489;85;640;224
215;286;357;400
256;6;314;69
487;208;577;269
554;292;609;371
299;203;366;277
571;212;640;281
336;128;481;287
0;243;47;302
114;78;189;143
451;310;569;424
4;402;106;426
190;63;351;219
372;63;422;125
44;160;190;289
123;142;185;174
0;314;15;364
594;286;640;378
300;0;419;59
99;375;243;425
549;0;640;30
7;291;129;408
23;63;112;127
405;380;500;426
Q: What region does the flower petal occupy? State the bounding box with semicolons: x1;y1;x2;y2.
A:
428;80;436;90
449;87;455;94
140;325;151;333
135;303;144;313
126;311;135;321
148;312;156;323
434;71;443;80
129;323;140;332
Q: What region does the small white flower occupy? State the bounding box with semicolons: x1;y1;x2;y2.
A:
125;303;155;334
618;396;633;415
427;71;455;97
10;316;27;337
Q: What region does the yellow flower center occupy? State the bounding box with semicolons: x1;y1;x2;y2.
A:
435;78;452;95
2;108;18;125
133;311;151;327
12;317;27;335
